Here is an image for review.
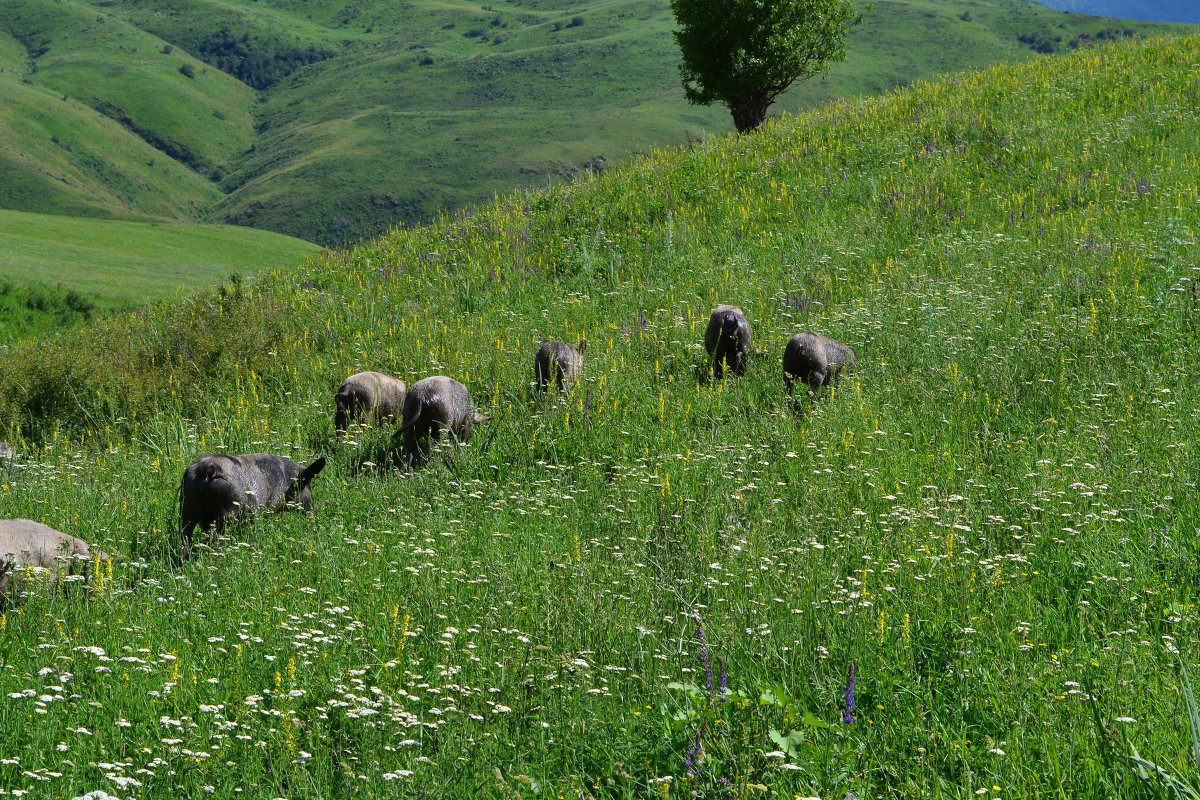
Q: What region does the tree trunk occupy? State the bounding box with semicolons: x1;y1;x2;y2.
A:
729;93;772;133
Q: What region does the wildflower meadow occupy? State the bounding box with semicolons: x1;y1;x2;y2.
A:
1;35;1200;798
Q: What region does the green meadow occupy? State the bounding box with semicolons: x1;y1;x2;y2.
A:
1;34;1200;799
0;210;324;342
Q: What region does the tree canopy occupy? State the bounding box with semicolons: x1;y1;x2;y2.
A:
671;0;861;132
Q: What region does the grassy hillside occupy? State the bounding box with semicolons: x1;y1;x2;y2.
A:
0;208;326;304
0;71;225;220
211;0;1194;244
0;27;26;66
0;36;1198;798
0;210;324;340
2;0;257;178
2;0;1193;247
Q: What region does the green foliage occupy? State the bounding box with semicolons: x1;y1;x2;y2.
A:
196;28;335;90
0;279;94;343
671;0;862;132
1;0;257;179
1129;660;1200;798
0;70;224;220
2;36;1200;798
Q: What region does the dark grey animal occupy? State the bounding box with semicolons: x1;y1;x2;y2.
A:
782;332;856;395
395;376;487;468
334;371;407;436
535;340;587;393
704;305;753;379
179;453;327;559
0;519;106;602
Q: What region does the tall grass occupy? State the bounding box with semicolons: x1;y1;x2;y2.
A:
0;36;1199;798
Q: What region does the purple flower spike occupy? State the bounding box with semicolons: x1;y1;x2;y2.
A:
843;662;856;724
684;728;702;777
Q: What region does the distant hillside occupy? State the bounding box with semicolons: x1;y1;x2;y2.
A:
2;0;257;179
0;209;324;341
1;0;1195;246
0;69;224;220
1028;0;1200;23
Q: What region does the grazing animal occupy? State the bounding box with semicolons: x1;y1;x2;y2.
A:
782;332;856;395
704;305;753;379
395;376;487;468
0;519;107;604
334;371;407;436
535;340;587;393
179;453;327;559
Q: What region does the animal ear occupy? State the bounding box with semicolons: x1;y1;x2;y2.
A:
300;457;327;483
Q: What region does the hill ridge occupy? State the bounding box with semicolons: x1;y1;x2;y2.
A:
1;0;1193;247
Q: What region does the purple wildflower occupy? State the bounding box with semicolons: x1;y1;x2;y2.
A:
843;662;856;724
684;728;702;777
717;657;728;703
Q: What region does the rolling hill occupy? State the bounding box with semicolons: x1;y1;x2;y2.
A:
0;209;324;342
1;0;1194;247
1;34;1198;799
0;209;324;304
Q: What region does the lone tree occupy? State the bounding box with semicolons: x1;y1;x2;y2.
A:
670;0;861;133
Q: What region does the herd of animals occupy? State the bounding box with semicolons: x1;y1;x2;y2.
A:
0;306;855;604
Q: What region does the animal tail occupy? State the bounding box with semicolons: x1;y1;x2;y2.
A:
392;398;425;437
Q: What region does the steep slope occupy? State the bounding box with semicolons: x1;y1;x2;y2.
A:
1;35;1199;800
0;27;25;66
0;22;224;218
2;0;257;179
0;71;224;219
